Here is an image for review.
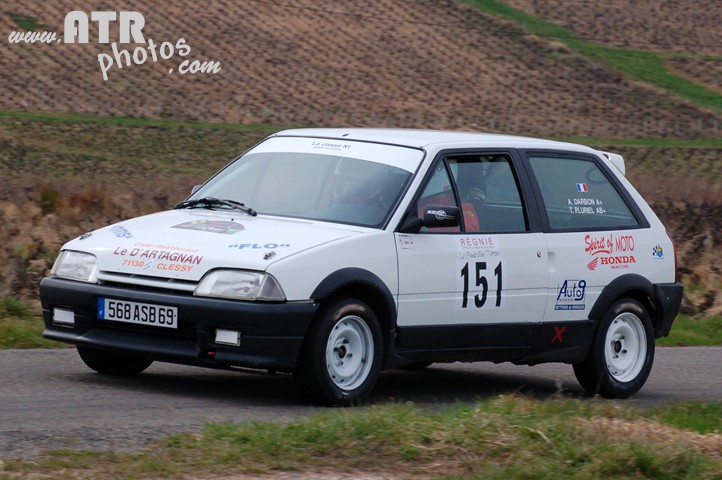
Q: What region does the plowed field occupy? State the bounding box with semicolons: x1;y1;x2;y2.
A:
2;0;720;137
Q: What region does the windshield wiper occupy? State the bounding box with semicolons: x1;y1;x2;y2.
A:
174;197;257;216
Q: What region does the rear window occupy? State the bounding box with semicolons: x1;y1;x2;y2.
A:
528;155;639;230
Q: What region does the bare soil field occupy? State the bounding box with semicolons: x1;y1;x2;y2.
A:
503;0;722;56
1;0;720;137
667;57;722;95
502;0;722;105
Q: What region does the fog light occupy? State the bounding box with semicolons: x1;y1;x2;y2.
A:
53;308;75;326
215;328;241;346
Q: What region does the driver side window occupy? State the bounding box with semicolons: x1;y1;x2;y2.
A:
449;154;527;233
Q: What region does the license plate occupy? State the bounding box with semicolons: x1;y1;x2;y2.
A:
98;298;178;329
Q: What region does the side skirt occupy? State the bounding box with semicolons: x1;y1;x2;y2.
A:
392;320;597;367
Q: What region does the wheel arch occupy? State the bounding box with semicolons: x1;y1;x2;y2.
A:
589;274;658;332
310;268;397;368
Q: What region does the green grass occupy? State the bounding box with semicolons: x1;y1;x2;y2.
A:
9;13;43;31
650;402;722;434
3;397;720;479
467;0;722;114
0;298;66;349
658;315;722;347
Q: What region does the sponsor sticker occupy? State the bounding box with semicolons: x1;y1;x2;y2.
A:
109;225;133;239
584;233;636;270
397;234;415;250
555;279;586;311
113;243;203;273
172;219;244;235
228;243;291;250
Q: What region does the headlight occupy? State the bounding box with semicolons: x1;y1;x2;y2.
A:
51;250;98;283
194;270;286;301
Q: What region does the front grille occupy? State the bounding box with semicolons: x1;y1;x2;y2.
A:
97;271;197;294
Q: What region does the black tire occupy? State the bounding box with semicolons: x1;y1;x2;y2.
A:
295;297;382;406
77;346;153;375
573;298;655;398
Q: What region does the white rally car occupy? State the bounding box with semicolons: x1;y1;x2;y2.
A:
40;129;682;405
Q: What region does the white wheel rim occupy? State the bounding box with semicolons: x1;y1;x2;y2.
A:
325;315;374;391
604;312;647;383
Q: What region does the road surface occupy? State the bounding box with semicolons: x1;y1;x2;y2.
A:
1;347;720;459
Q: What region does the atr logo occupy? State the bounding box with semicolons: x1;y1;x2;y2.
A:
555;279;586;310
652;244;664;259
64;11;145;44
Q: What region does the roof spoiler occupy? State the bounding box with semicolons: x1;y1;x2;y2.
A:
600;151;625;176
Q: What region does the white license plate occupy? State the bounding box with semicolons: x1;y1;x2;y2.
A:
98;298;178;329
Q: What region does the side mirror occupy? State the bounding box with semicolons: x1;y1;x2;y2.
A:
191;185;202;194
399;215;423;234
422;205;460;228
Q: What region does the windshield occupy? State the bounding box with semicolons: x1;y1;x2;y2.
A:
191;137;422;228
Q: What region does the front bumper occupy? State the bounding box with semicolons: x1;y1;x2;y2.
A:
40;277;318;371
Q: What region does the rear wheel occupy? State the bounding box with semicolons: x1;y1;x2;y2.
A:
77;346;153;375
295;297;382;406
573;298;654;398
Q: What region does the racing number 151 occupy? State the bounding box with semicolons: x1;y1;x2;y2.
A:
460;261;502;308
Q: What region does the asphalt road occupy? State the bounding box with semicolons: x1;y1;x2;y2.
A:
1;347;720;459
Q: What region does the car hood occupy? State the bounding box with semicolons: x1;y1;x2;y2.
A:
61;210;363;282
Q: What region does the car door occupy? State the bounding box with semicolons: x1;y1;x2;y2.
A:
524;151;650;324
394;151;549;351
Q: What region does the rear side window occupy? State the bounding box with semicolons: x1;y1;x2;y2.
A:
528;156;638;230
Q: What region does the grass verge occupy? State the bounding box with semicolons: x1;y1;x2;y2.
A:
468;0;722;114
0;298;66;349
2;397;720;479
658;315;722;347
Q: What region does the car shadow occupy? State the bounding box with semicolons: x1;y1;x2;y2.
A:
69;361;590;409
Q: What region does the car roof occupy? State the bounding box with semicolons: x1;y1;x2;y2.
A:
273;128;599;153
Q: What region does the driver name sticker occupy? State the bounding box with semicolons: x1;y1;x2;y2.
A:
567;197;606;215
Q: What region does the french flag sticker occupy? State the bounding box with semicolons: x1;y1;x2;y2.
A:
576;183;589;193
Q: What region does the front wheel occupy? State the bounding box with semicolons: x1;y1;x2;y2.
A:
573;298;655;398
295;297;382;406
77;346;153;375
